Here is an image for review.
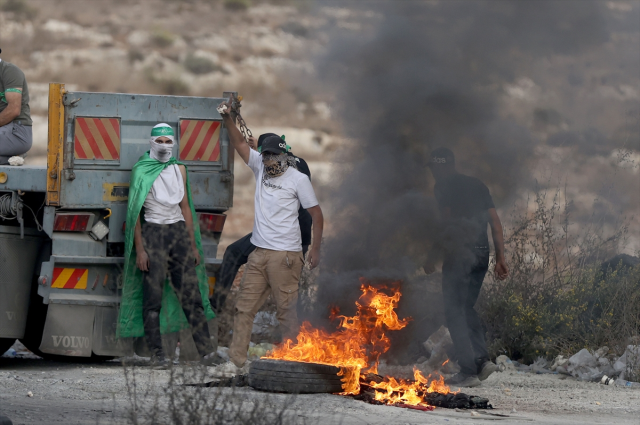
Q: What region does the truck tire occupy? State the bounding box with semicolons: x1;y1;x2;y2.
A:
0;338;15;356
248;359;344;394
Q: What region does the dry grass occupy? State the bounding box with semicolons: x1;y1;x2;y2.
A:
122;362;314;425
478;183;640;367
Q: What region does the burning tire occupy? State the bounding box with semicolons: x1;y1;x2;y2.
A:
248;359;344;394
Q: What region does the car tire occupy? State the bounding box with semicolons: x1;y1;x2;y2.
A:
248;359;344;394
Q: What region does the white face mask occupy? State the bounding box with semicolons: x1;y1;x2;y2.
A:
149;139;174;163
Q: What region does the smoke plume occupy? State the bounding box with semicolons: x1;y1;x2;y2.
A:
309;0;633;335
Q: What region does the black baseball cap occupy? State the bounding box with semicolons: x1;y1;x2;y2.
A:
257;133;278;149
261;135;288;155
428;147;455;166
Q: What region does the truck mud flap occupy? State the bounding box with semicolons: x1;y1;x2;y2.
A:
40;304;95;357
93;306;132;356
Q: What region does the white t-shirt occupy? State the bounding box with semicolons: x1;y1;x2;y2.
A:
143;164;185;225
247;149;318;252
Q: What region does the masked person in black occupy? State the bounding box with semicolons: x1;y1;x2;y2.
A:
424;147;509;388
212;133;312;313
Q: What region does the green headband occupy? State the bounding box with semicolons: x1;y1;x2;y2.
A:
151;126;175;137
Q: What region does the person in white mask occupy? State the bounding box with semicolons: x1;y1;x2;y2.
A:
119;123;216;366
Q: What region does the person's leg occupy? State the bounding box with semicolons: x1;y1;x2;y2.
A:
141;223;170;359
167;222;211;358
465;250;490;366
0;122;32;165
213;233;256;311
229;248;271;366
441;257;478;376
266;250;304;342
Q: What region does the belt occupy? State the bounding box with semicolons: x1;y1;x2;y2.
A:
12;120;31;126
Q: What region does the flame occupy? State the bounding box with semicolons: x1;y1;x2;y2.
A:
266;279;409;393
265;278;454;406
370;369;456;406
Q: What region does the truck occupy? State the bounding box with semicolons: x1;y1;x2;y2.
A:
0;84;236;360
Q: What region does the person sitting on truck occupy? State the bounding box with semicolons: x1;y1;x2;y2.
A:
213;133;313;315
215;101;324;376
117;123;216;366
0;48;32;165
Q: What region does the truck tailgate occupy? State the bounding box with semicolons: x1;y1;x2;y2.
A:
0;165;47;192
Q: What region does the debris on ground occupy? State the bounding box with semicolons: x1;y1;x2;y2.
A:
2;341;40;360
184;374;249;388
247;342;274;360
354;380;491;410
495;344;640;385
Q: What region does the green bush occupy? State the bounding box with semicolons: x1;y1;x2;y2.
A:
184;54;218;75
224;0;251;11
0;0;38;20
158;77;190;96
151;29;176;48
478;188;639;363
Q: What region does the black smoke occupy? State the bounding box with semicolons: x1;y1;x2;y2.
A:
308;1;619;340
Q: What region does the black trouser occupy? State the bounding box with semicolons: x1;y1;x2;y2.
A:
214;232;308;312
142;221;211;358
441;248;490;376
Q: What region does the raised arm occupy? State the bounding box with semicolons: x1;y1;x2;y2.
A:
488;208;509;280
306;205;324;269
218;100;250;164
0;91;22;127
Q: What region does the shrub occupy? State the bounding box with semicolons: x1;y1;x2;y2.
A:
184;54;218;75
123;362;315;424
128;49;145;63
151;29;176;48
224;0;251;11
158;77;190;96
478;186;639;363
0;0;37;20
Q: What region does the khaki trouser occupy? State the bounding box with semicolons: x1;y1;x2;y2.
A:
229;248;304;366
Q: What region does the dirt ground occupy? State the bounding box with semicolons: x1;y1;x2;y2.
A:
1;355;639;425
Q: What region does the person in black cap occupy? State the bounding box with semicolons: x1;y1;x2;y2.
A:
216;100;324;375
0;48;32;165
212;133;313;314
424;147;508;388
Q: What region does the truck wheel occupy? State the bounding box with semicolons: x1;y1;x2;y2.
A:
0;338;15;356
248;359;344;394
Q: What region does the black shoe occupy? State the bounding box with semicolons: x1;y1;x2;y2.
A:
445;372;481;388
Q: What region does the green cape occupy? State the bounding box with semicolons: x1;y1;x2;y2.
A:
117;152;215;338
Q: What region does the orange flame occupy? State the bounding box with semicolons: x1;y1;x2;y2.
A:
265;278;454;405
266;279;408;393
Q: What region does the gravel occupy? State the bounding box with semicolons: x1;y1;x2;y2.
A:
1;355;639;425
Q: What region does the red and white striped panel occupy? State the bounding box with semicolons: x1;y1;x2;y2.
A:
179;120;221;162
74;117;121;160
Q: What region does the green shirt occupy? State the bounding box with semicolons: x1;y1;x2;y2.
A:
0;60;32;126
